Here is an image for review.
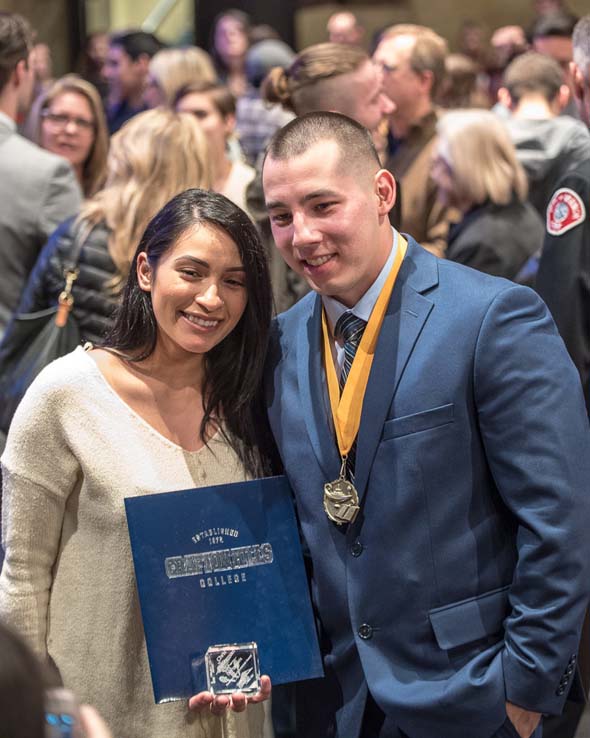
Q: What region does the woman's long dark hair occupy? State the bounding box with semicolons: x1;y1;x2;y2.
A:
104;188;275;478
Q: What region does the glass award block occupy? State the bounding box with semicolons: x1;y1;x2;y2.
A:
205;642;261;695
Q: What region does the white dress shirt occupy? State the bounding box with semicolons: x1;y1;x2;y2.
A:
322;229;398;378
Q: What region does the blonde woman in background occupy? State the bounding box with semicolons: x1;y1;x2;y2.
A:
0;108;211;350
28;75;109;197
145;46;218;108
432;109;544;280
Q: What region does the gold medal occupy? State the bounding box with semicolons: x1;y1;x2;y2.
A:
323;457;360;525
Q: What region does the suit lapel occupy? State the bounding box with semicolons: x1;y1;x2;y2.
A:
296;295;341;482
354;239;438;499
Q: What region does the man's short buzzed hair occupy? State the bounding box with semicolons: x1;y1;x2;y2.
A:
0;12;33;92
503;51;564;102
573;15;590;80
264;111;381;172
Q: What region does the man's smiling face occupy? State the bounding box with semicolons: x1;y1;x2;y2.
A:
263;138;393;308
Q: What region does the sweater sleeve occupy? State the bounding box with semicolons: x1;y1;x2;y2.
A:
0;360;81;661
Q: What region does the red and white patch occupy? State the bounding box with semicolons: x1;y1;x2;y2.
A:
546;187;586;236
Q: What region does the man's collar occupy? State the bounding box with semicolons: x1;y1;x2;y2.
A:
0;110;17;132
388;108;438;152
407;107;438;137
322;229;398;338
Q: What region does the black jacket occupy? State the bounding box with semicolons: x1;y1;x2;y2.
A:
536;159;590;412
446;199;544;281
2;216;119;346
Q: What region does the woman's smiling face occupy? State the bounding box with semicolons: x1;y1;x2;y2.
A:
137;224;248;359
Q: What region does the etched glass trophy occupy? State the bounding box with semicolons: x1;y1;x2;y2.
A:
205;642;261;695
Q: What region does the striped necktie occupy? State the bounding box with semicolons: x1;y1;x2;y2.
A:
334;311;367;479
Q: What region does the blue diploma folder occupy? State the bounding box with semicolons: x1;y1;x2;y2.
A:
125;475;324;703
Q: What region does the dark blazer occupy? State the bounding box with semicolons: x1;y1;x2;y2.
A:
266;237;590;738
536;160;590;412
446;199;544;281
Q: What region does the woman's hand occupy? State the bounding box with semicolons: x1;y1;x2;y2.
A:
188;675;271;716
79;705;114;738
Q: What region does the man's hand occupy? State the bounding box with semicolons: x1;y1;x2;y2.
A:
188;675;271;716
505;701;542;738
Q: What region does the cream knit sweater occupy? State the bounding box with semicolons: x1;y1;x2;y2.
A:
0;347;272;738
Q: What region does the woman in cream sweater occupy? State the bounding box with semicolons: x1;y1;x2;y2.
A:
0;189;275;738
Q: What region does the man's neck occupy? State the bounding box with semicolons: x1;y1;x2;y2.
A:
126;89;145;109
513;95;555;120
0;92;18;123
389;98;433;139
111;88;144;111
212;155;232;193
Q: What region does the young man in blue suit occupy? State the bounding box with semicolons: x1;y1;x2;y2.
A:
262;111;590;738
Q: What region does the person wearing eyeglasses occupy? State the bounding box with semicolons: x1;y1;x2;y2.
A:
373;25;459;259
28;74;109;197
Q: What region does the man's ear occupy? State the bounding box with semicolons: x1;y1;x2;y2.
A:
570;62;585;104
374;168;396;216
13;58;28;88
556;83;571;112
497;87;513;110
223;112;236;138
135;52;151;76
419;69;435;97
136;252;152;292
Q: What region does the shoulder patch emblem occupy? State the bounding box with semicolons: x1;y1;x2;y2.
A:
547;187;586;236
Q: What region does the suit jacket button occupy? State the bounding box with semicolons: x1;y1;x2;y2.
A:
566;665;575;675
358;624;373;640
351;541;364;557
556;686;566;696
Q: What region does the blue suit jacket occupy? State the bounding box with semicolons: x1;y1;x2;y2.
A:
266;238;590;738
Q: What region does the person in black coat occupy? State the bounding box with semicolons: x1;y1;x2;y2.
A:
535;17;590;738
537;15;590;414
432;109;544;280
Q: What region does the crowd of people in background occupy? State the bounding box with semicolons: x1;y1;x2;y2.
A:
2;0;588;336
1;2;590;737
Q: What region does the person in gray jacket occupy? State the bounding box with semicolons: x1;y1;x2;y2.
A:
499;51;590;216
0;13;81;340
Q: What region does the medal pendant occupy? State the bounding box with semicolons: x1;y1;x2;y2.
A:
323;458;360;525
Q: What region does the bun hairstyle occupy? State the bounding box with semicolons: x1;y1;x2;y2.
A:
261;42;367;116
261;66;293;110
